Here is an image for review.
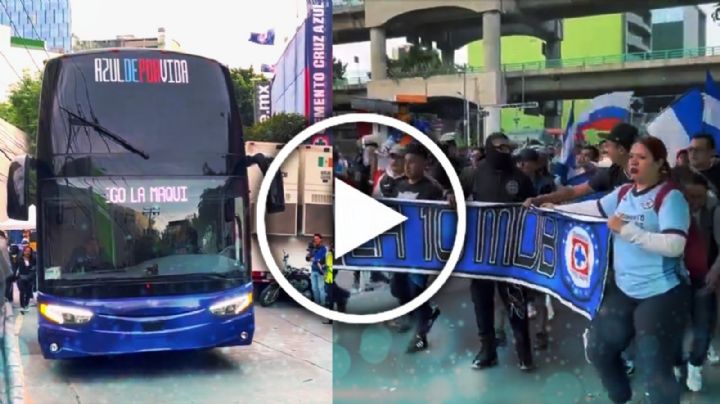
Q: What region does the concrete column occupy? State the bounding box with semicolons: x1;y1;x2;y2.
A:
544;107;562;129
440;46;455;65
545;40;561;64
483;10;502;135
370;27;387;80
544;39;562;128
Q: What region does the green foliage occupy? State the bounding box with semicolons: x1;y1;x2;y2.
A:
229;67;267;127
333;57;347;81
387;45;444;78
0;72;41;154
244;113;308;144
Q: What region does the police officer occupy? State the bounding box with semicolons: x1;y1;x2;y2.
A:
448;132;537;371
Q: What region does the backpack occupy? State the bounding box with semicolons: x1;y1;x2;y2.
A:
617;182;707;281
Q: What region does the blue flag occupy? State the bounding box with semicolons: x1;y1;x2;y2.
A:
336;200;611;319
249;29;275;45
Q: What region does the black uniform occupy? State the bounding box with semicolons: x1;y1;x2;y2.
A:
375;171;406;198
587;164;631;193
460;140;536;369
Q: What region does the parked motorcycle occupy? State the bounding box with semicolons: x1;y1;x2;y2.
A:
258;250;313;307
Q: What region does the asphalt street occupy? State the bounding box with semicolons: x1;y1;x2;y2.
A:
14;298;332;404
333;275;720;404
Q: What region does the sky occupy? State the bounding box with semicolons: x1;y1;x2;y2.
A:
70;1;720;76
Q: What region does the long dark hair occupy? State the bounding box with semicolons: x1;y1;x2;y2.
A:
635;136;670;181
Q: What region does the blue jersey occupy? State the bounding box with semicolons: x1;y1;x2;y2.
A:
598;182;690;299
309;245;328;274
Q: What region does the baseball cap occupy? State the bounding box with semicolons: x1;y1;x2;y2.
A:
439;132;456;143
599;123;639;151
388;144;406;157
517;148;540;162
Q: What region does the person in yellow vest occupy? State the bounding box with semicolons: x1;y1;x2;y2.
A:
322;243;349;324
323;248;334;324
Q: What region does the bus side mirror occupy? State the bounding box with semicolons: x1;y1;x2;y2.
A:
7;155;31;221
245;153;285;214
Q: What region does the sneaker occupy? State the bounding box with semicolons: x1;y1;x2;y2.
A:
623;359;635;376
519;360;535;372
708;345;720;366
686;364;702;392
407;334;428;353
472;350;498;369
582;329;592;364
471;337;498;369
673;366;683;382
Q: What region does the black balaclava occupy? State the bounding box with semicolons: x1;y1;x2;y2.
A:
485;132;513;171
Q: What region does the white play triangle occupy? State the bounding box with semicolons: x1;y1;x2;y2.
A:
333;179;408;258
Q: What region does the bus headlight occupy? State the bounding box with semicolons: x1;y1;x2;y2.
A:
39;303;93;325
209;293;253;316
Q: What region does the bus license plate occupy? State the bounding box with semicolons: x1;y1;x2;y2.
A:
141;321;165;332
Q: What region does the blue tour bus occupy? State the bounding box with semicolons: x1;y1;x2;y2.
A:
6;49;285;359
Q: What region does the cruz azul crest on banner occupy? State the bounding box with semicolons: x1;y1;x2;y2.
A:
336;200;611;319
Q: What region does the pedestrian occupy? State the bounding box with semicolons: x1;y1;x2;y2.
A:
670;167;719;392
394;142;443;352
687;133;720;194
676;149;689;168
322;245;337;324
525;123;638;207
5;244;19;303
373;144;411;332
17;245;36;313
305;234;328;306
525;122;640;375
556;136;692;404
0;231;12;304
448;132;536;371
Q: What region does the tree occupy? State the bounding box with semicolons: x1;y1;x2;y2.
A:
0;72;42;154
387;45;443;77
333;58;347;81
229;67;267;127
245;113;308;143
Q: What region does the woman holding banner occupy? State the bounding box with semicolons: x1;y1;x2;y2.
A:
557;136;691;404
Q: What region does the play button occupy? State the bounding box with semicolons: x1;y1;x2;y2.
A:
333;178;408;258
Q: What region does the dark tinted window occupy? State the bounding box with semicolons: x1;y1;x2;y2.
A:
41;177;247;283
43;51;240;176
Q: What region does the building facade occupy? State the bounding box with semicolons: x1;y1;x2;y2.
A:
73;27;181;51
652;6;706;52
0;0;71;53
467;7;703;136
0;24;60;102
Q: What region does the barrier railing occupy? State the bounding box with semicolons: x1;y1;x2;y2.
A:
332;46;720;88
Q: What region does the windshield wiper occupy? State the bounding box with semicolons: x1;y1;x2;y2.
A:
60;106;150;160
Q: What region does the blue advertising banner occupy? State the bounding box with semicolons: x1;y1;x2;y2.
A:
336;200;611;319
305;0;333;146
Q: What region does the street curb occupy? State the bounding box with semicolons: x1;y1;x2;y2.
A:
2;303;24;404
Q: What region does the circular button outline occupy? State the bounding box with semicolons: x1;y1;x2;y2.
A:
255;113;467;324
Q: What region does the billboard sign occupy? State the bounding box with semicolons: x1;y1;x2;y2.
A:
254;82;272;123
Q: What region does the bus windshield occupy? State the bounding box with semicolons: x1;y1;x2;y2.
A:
41;50;240;177
41;177;246;283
